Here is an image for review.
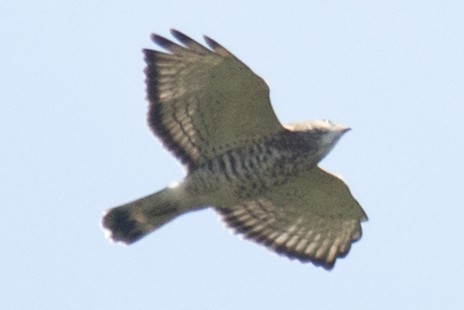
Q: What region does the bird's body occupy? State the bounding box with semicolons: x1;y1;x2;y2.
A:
186;126;347;198
102;30;367;269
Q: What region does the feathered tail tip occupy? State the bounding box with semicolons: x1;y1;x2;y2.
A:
101;207;149;244
102;191;181;245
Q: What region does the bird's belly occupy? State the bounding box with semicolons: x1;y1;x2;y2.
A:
184;146;316;201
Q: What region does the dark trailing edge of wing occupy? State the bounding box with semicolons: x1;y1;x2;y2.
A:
143;30;244;171
215;206;361;270
143;48;197;170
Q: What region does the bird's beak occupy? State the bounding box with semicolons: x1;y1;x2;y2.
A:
341;127;351;134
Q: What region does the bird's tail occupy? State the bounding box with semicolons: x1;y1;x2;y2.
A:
102;188;182;244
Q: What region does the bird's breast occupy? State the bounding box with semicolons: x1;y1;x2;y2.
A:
185;136;319;198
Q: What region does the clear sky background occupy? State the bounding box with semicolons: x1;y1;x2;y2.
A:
2;1;464;309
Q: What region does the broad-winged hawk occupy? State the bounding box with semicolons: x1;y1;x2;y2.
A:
102;30;367;269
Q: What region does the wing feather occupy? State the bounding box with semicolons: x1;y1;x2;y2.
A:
144;30;283;170
216;167;367;269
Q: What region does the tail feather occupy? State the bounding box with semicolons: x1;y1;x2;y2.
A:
102;190;180;244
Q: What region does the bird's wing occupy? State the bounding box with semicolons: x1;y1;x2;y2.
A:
215;167;367;269
144;30;283;170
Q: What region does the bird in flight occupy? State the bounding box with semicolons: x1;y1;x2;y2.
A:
102;30;367;270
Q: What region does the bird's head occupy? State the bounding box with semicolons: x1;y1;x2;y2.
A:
284;119;351;161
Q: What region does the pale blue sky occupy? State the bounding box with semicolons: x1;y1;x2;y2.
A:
2;1;464;309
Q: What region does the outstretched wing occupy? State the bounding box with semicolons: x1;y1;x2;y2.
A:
216;167;367;269
144;30;283;170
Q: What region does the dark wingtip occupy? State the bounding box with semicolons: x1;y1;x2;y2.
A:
150;33;177;51
170;29;188;41
102;207;147;244
203;35;220;50
203;35;235;57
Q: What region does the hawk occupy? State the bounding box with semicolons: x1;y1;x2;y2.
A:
102;30;367;270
